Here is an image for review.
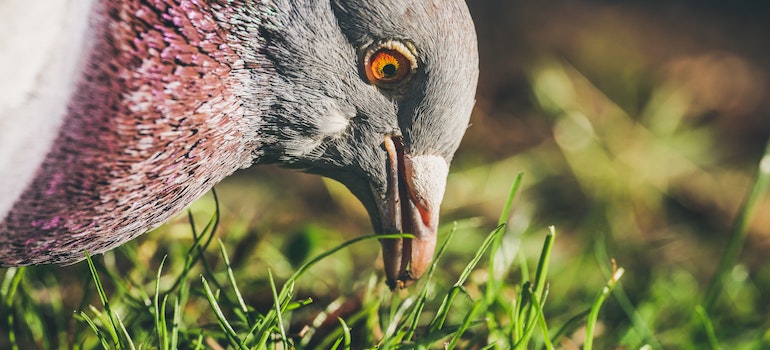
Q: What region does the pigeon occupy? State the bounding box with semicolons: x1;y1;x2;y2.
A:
0;0;478;289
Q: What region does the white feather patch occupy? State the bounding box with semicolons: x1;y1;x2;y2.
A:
315;101;351;138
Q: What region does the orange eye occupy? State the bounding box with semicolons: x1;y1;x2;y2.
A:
362;40;417;89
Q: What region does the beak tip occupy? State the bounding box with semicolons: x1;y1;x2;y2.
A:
386;278;407;291
382;235;436;291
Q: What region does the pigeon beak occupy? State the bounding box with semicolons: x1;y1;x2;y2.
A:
376;135;448;290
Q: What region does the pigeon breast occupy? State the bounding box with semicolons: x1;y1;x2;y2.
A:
0;0;270;265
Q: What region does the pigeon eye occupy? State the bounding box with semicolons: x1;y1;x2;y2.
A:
362;40;417;89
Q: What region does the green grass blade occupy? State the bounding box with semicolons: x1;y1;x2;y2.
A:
383;295;415;343
84;251;123;348
169;212;211;348
532;226;555;305
594;236;661;349
193;333;204;350
338;317;352;350
401;288;428;343
114;311;135;350
254;278;294;348
549;308;589;344
487;173;525;306
268;269;290;349
429;223;504;333
2;267;25;350
584;263;625;350
703;139;770;311
515;226;555;348
403;222;458;342
76;311;111;350
167;189;223;294
159;295;169;348
218;238;249;316
170;296;181;350
331;335;344;349
154;255;168;350
514;284;549;349
447;299;484;350
534;287;554;350
200;275;246;350
511;226;556;348
165;224;208;293
695;305;722;350
192;191;223;292
497;172;524;227
289;233;412;283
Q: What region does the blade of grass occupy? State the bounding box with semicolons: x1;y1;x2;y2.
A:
531;226;555;308
533;286;554;350
383;296;415;342
503;289;519;346
330;335;344;349
515;226;555;348
498;173;525;227
584;261;625;350
200;275;246;350
170;296;182;350
218;239;249;316
429;223;506;333
289;233;413;283
268;269;290;349
594;235;661;349
39;272;67;350
253;278;294;348
487;173;525;302
549;308;590;344
114;311;135;350
167;208;215;293
154;255;168;350
259;233;415;348
167;189;223;295
703;139;770;311
76;311;111;350
694;305;722;350
418;320;487;348
2;267;25;350
512;226;556;348
84;251;126;349
447;299;484;350
169;209;214;348
338;317;352;350
192;190;223;292
514;282;529;343
403;222;458;342
514;284;549;349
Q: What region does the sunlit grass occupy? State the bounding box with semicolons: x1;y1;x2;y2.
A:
0;174;627;349
2;52;770;349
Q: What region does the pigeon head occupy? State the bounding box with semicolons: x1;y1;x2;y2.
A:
254;1;479;288
0;0;477;289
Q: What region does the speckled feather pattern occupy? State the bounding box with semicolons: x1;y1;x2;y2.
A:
0;1;268;265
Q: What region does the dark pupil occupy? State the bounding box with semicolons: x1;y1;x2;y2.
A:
382;64;398;77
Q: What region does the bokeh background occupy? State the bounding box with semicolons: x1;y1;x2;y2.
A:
2;0;769;348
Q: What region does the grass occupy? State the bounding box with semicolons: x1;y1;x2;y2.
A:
2;48;770;349
0;174;628;349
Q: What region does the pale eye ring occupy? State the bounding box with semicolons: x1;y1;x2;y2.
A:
362;40;418;89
